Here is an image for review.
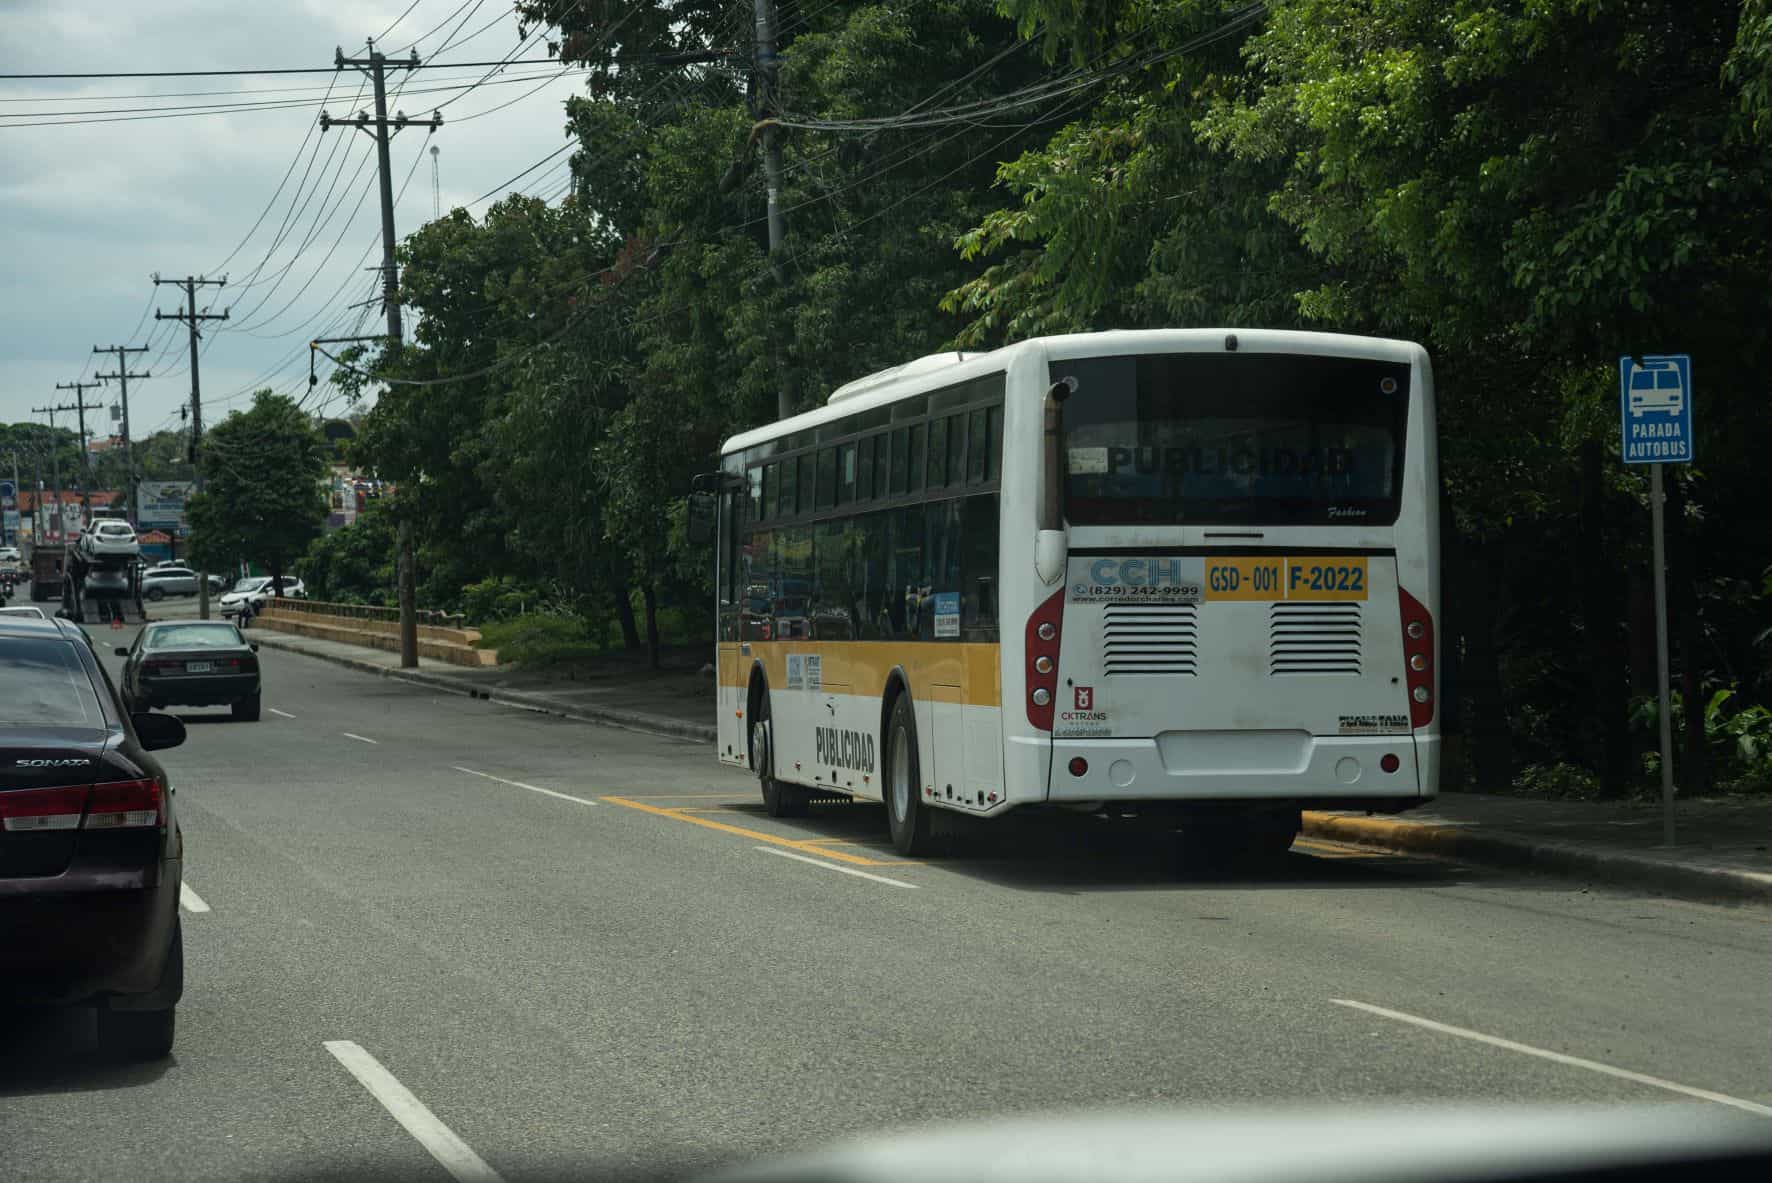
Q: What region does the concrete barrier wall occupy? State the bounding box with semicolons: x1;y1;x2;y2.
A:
257;603;498;667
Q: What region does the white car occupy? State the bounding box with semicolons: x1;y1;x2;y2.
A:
139;566;201;601
0;547;21;574
79;519;141;558
218;576;305;617
0;605;48;618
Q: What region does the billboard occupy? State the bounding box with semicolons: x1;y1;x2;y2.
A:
137;480;195;529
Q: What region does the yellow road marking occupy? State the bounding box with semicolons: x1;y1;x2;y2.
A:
606;792;745;800
603;796;908;868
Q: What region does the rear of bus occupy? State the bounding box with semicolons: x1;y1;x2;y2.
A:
1012;330;1437;822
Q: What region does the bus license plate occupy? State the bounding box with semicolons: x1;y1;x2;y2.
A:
1205;556;1367;601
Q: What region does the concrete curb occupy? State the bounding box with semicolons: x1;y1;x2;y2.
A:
250;632;719;744
1301;811;1772;906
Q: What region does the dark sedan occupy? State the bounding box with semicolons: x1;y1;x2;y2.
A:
1;614;187;1059
119;620;262;721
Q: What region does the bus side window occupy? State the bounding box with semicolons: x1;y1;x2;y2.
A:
919;499;964;642
746;528;776;641
814;450;835;510
967;409;988;485
812;521;853;639
928;418;948;488
856;437;874;501
889;429;908;495
946;414;966;487
887;505;922;637
854;510;888;640
907;424;926;494
962;494;999;639
985;405;1003;482
874;432;890;498
838;443;857;505
797;454;814;515
761;463;777;520
779;457;797;518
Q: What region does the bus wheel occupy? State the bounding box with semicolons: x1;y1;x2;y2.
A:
884;694;935;856
752;696;807;818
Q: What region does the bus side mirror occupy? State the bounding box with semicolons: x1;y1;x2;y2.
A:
686;492;718;546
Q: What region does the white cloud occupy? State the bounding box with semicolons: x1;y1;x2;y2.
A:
1;0;587;431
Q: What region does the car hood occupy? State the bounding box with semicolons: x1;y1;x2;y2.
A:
703;1105;1772;1183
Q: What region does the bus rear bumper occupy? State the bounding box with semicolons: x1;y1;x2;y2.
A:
1045;732;1434;806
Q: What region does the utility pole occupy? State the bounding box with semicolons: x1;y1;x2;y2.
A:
7;451;19;548
31;403;78;543
93;343;150;525
156;274;229;618
52;380;105;513
322;39;440;669
751;0;794;419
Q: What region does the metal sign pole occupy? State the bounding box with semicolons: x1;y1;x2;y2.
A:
1650;462;1674;845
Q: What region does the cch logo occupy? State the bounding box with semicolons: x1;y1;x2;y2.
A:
1074;686;1093;710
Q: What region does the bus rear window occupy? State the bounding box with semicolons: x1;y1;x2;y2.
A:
1053;353;1409;526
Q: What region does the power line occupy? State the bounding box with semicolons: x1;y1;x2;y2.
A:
397;0;482;54
0;68;579;127
377;0;428;44
0;56;569;80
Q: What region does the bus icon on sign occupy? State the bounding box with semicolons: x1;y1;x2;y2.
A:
1625;359;1685;417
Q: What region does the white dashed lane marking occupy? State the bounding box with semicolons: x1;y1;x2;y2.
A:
325;1040;504;1182
1332;999;1772;1117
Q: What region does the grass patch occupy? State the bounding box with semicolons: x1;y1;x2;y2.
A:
475;614;604;667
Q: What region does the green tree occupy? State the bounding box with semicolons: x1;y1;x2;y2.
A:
298;501;397;604
186;392;329;595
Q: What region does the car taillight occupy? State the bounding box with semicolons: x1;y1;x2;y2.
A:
0;785;89;832
84;778;164;830
145;658;180;673
1025;588;1065;731
1399;586;1434;728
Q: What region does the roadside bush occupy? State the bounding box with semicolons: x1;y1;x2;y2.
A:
1512;762;1602;800
474;612;606;667
1629;686;1772;794
460;576;554;625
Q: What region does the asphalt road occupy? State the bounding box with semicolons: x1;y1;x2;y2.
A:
4;624;1772;1180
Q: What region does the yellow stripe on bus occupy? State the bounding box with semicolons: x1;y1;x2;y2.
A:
718;640;1002;707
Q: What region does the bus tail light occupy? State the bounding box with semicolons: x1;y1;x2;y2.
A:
1025;588;1065;731
1399;586;1434;728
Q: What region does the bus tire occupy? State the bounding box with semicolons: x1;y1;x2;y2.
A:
884;694;935;856
752;695;807;818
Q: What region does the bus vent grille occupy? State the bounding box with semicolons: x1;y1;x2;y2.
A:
1269;602;1363;675
1101;603;1198;676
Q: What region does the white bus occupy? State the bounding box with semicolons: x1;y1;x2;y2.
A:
705;329;1438;861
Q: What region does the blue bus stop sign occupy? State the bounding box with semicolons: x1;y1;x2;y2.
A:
1620;354;1693;464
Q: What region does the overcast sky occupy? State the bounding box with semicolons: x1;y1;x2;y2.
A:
0;0;590;438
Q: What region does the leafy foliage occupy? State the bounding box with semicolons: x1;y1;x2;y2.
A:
303;0;1772;792
186;392;328;585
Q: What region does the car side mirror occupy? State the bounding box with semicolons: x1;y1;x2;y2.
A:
115;646;130;657
250;643;259;652
131;711;186;752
